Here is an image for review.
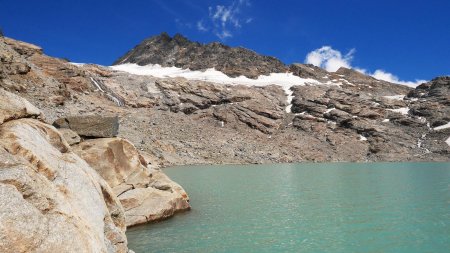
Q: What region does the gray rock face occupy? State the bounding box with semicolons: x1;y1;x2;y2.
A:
154;78;286;134
113;32;287;79
289;63;330;82
53;115;119;138
408;76;450;126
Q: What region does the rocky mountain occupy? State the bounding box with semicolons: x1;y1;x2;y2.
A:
113;32;287;78
0;33;449;252
2;34;450;165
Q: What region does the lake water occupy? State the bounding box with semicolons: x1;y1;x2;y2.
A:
127;163;450;253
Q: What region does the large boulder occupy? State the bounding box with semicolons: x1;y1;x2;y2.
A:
53;115;119;138
73;138;190;227
0;88;42;124
0;118;129;253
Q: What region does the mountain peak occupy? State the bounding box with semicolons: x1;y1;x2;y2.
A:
113;33;287;78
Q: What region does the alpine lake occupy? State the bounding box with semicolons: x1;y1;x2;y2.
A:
127;162;450;253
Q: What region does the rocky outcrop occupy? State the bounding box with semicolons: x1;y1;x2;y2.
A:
113;32;287;79
72;138;190;227
153;78;286;134
408;76;450;127
0;88;43;124
289;63;330;82
53;115;119;138
0;89;129;253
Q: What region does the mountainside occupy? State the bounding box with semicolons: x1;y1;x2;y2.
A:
1;34;449;165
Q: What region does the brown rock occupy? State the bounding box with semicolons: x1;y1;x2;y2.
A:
73;138;190;227
49;95;66;106
58;128;81;145
0;88;42;124
4;37;43;56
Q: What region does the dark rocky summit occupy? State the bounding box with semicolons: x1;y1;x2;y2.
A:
113;32;287;78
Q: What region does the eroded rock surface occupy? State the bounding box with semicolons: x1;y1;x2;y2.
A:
0;96;129;252
73;138;190;227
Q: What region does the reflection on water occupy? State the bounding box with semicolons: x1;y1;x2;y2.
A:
127;162;450;253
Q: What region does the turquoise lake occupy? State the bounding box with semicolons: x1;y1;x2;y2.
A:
127;162;450;253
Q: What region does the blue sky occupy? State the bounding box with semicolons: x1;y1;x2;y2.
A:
1;0;449;84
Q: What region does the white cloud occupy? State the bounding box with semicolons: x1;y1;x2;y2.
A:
371;70;426;87
196;20;207;32
305;46;427;87
217;30;232;39
204;0;252;40
305;46;355;72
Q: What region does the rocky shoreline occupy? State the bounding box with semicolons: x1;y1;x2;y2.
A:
0;86;190;252
1;34;449;252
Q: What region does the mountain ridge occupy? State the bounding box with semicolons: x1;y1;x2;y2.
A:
113;32;416;92
114;32;291;78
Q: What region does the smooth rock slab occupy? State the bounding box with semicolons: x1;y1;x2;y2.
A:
73;138;190;227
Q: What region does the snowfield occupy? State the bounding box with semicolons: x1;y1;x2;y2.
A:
434;122;450;131
383;95;405;100
387;107;410;115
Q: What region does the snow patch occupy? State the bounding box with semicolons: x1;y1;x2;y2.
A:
111;63;325;87
285;104;293;113
69;62;86;66
446;137;450;147
387;107;409;115
324;108;335;114
417;117;427;124
434;122;450;131
382;119;390;122
383;95;405;100
359;135;368;141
